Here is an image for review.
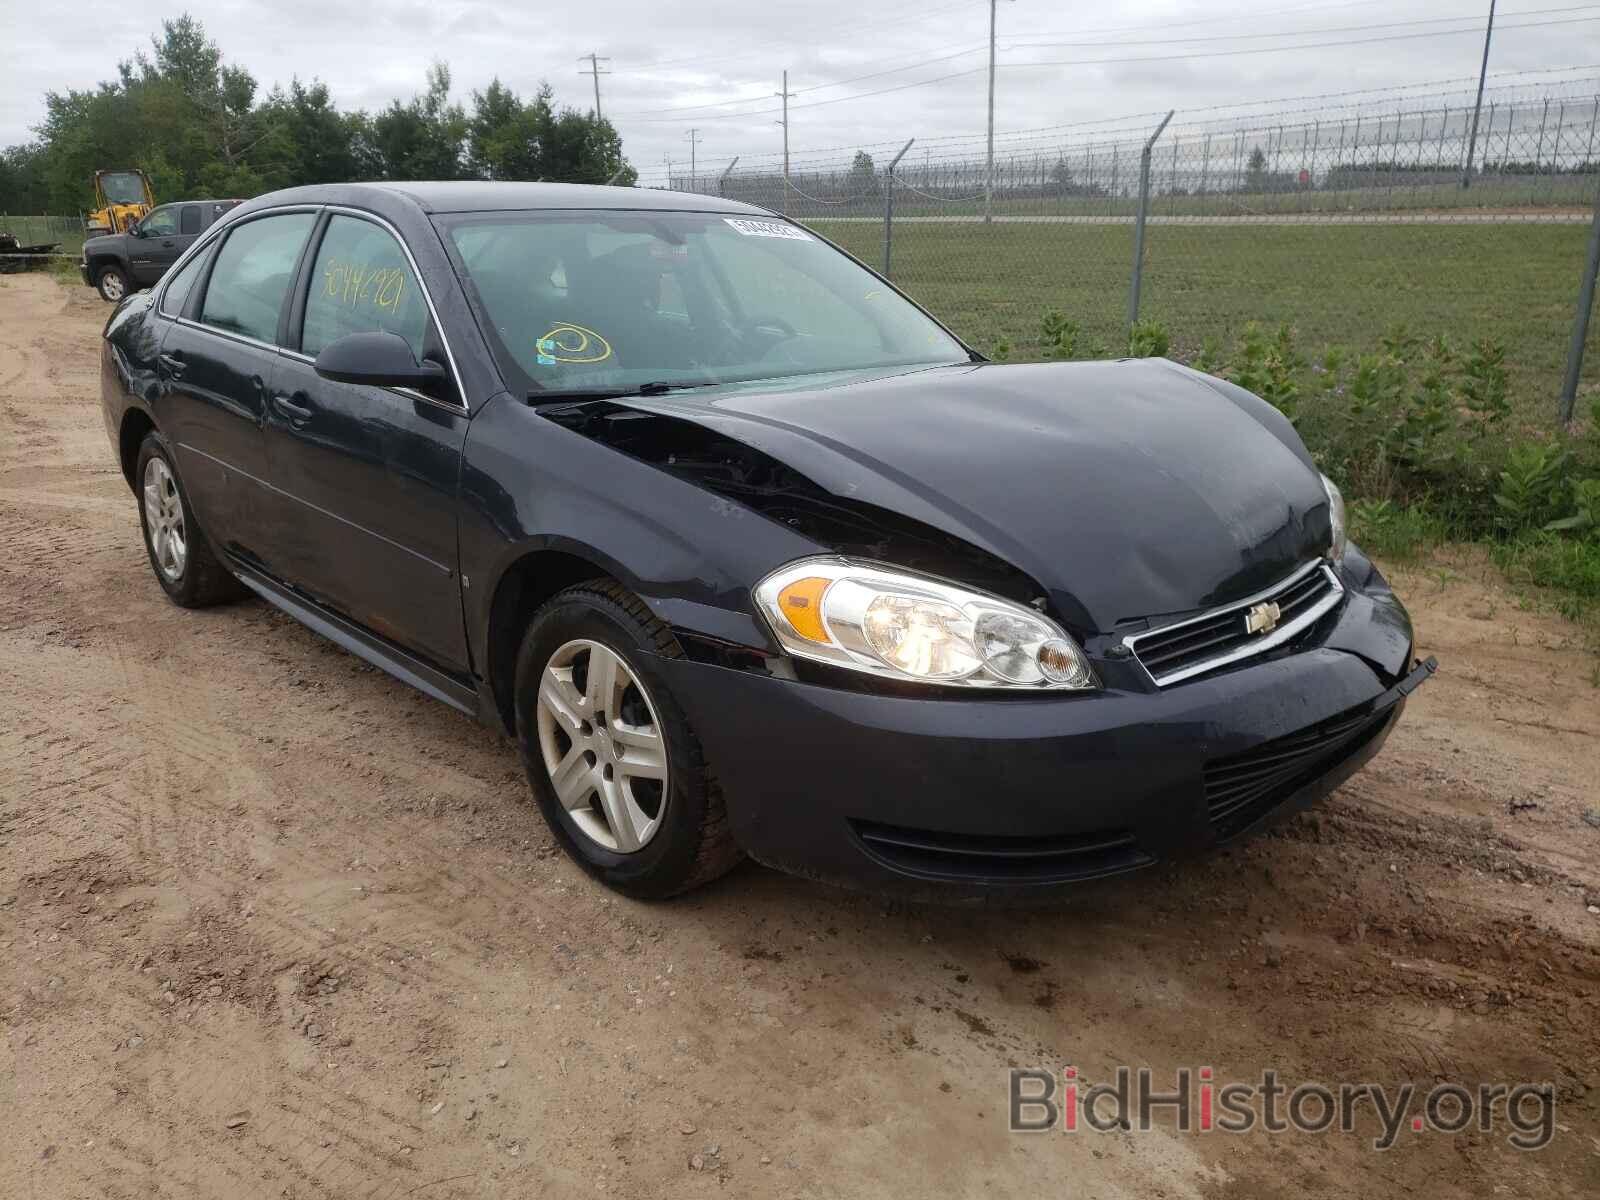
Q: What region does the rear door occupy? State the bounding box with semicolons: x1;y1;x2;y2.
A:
259;210;471;673
156;210;318;563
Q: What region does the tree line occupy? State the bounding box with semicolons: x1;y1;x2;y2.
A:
0;14;637;215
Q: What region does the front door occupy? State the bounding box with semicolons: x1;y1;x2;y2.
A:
128;204;190;285
259;212;470;674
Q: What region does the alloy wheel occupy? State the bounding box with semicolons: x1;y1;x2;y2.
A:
142;456;187;581
101;272;125;301
535;638;670;853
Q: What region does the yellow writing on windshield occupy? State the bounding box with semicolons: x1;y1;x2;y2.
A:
322;259;407;314
537;323;613;364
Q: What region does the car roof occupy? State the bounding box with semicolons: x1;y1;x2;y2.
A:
236;181;771;217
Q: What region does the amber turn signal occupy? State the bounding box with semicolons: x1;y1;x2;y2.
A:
776;576;831;644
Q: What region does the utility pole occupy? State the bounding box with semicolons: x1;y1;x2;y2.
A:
985;0;998;223
775;70;796;213
1461;1;1496;188
578;53;611;120
685;128;701;191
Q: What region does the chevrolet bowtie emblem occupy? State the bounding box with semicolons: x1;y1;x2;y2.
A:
1245;601;1282;636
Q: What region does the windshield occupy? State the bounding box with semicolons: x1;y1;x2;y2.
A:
437;209;967;394
100;172;148;205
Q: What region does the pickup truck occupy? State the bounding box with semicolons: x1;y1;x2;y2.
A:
81;198;241;301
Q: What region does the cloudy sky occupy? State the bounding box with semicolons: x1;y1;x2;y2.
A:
6;0;1600;181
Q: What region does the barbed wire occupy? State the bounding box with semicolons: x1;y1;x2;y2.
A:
894;180;987;203
652;65;1600;178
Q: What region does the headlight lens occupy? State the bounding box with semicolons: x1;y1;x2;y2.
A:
1321;473;1347;562
754;557;1096;690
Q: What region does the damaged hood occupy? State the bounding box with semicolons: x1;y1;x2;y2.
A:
620;359;1334;633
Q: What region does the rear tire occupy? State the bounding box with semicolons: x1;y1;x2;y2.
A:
513;580;743;899
134;431;243;608
96;264;130;303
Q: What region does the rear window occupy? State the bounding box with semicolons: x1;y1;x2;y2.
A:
180;206;200;235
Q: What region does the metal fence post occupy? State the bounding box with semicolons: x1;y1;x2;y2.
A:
717;157;739;197
883;137;914;277
1128;110;1175;335
1560;177;1600;423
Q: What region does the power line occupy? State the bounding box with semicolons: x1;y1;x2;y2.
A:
614;40;987;117
625;0;976;73
627;13;1600;125
674;64;1600;166
1010;3;1600;49
1004;12;1600;69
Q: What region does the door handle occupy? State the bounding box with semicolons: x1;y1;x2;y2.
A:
159;351;186;379
272;392;314;422
161;239;175;247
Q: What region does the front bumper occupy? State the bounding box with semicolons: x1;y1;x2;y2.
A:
79;262;91;286
657;577;1434;901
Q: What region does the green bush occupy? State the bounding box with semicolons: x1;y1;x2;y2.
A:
1127;319;1170;359
1494;443;1570;533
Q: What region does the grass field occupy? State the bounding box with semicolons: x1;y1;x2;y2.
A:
813;219;1595;420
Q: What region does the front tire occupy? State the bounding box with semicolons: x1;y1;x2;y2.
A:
513;581;742;898
134;431;243;608
96;264;130;303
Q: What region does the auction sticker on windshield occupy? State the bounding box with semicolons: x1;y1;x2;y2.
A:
724;218;812;241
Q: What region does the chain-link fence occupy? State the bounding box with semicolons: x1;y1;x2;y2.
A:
0;213;84;275
658;74;1600;424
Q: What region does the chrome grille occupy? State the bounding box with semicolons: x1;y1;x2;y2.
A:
1124;560;1343;687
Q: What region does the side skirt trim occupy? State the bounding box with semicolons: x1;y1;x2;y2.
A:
232;561;479;716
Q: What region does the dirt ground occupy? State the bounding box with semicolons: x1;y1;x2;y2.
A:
1;271;1597;1198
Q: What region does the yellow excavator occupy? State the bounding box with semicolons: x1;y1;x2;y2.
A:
85;169;155;237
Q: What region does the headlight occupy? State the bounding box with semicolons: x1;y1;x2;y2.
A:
1321;474;1347;562
754;557;1096;691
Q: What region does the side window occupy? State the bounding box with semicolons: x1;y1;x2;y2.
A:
301;215;429;361
141;206;178;237
199;213;316;344
179;205;201;235
158;249;208;317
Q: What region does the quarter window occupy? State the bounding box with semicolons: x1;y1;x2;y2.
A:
158;250;207;317
199;213;315;344
301;215;429;361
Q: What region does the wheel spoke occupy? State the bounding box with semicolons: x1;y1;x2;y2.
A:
143;481;162;529
615;725;667;781
539;667;586;732
548;745;593;811
585;646;621;714
596;776;642;852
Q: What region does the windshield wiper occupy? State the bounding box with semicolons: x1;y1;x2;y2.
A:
525;380;721;407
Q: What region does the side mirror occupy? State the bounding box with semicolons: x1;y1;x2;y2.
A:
313;331;447;392
127;223;142;239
